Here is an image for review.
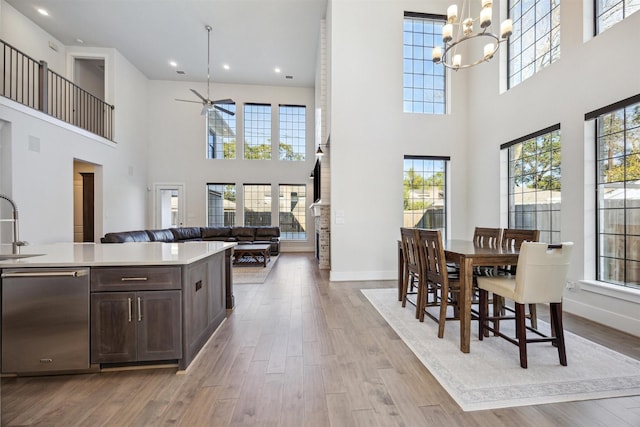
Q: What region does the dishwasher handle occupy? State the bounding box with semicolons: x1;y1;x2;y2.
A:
1;270;88;279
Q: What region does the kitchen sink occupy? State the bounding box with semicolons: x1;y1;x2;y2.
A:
0;253;45;261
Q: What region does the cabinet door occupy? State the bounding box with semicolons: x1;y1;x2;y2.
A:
91;292;136;363
136;290;182;361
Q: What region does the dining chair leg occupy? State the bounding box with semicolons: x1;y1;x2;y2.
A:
418;278;426;322
401;271;410;307
550;302;567;366
528;303;538;329
515;303;528;368
491;294;503;337
478;289;487;341
437;281;448;338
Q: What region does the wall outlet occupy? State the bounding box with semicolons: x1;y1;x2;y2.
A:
566;281;578;291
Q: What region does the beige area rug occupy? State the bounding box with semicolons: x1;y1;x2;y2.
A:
232;255;278;284
362;288;640;411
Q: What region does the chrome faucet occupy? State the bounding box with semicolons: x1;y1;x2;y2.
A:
0;194;26;254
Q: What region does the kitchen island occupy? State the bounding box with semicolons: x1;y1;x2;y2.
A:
0;241;235;375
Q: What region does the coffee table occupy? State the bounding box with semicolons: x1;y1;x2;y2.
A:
233;244;271;267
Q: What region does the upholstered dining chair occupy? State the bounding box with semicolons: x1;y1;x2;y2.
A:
415;228;460;338
477;242;574;368
495;228;541;329
400;227;421;317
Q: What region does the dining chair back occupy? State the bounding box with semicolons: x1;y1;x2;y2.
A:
400;227;421;313
477;242;574;368
512;242;573;304
473;227;502;249
415;228;460;338
497;228;541;327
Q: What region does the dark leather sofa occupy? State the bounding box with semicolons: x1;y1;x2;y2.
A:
101;226;280;255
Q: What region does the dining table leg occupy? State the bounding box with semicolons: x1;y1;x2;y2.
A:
459;256;473;353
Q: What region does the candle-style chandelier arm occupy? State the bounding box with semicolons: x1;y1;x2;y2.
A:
431;0;513;70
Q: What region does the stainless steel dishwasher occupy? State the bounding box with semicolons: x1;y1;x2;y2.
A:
2;267;91;374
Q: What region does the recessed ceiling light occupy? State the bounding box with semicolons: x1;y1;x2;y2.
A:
75;38;84;44
37;8;49;16
169;60;178;67
274;67;281;73
223;64;230;70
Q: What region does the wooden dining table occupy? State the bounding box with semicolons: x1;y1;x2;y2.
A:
443;240;519;353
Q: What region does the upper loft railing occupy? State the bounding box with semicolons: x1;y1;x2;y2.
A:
0;39;114;141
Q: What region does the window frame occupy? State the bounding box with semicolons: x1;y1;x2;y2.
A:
244;103;272;160
243;183;272;226
206;103;236;159
507;0;561;89
501;124;562;243
595;0;640;35
279;104;306;161
403;11;447;115
588;93;640;289
278;184;307;240
403;155;449;237
206;183;236;227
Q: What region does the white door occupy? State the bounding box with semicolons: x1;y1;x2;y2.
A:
154;184;185;229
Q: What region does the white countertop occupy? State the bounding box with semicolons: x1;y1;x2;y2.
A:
0;241;236;268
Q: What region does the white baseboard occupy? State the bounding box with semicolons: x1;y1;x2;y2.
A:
329;270;397;282
562;297;640;338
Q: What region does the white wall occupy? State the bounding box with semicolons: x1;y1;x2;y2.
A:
146;80;316;252
0;1;66;74
328;0;469;281
465;2;640;336
0;3;150;243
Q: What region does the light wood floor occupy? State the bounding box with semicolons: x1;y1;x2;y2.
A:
2;253;640;426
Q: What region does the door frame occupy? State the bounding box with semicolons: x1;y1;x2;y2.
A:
152;183;185;229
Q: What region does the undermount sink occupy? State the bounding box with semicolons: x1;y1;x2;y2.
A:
0;253;45;261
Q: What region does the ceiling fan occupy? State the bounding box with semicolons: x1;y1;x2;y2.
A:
176;25;235;116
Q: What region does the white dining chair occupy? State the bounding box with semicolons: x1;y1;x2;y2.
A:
477;242;574;368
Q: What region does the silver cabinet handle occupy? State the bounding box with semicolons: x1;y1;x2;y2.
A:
127;298;132;322
137;297;142;322
1;270;86;278
120;277;148;282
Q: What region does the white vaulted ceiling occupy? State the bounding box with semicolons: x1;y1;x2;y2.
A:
6;0;327;88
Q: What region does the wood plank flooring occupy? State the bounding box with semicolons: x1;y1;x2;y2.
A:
2;253;640;426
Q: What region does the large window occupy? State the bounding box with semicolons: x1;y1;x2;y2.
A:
403;156;448;236
507;0;560;88
244;103;271;160
503;125;562;243
403;12;446;114
244;184;271;226
279;105;305;161
591;95;640;288
596;0;640;34
207;103;236;159
206;183;236;226
279;184;306;240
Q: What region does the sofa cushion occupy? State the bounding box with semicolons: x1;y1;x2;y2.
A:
254;226;280;239
231;226;256;242
102;230;151;243
201;226;232;239
147;229;175;242
170;227;203;241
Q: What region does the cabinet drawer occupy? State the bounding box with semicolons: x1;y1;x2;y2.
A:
91;266;181;291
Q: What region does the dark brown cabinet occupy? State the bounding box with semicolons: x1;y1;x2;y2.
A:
90;266;182;365
91;290;182;364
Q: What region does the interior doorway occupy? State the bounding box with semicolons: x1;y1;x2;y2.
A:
73;58;105;99
73;160;96;242
153;184;185;229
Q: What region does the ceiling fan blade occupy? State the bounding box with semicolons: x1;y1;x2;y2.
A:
212;98;234;105
214;105;235;116
190;89;208;103
175;98;201;104
200;105;209;116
